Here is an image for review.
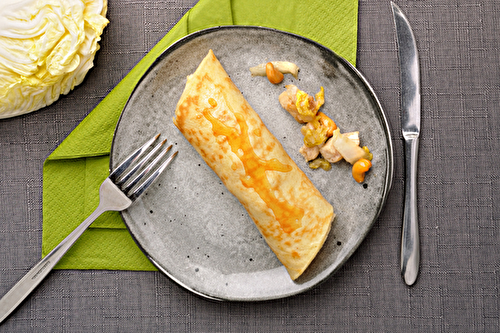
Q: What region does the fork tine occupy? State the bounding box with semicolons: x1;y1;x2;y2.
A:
110;133;160;180
128;150;178;201
123;145;173;194
116;139;167;186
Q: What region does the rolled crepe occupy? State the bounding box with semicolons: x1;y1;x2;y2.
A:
173;50;334;280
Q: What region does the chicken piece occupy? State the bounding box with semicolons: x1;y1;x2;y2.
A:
279;85;304;122
279;85;323;123
299;143;324;161
320;131;360;163
320;137;343;163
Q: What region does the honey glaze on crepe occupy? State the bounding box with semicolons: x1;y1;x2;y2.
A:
173;50;334;280
202;98;304;233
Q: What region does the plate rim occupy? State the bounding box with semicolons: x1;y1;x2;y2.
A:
110;25;394;301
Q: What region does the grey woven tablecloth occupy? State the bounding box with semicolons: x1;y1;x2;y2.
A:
1;0;499;332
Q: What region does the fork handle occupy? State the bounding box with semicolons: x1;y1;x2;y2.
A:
0;205;107;324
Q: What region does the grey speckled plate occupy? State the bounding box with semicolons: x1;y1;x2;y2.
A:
110;26;393;301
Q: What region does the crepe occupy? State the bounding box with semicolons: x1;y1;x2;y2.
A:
173;50;334;280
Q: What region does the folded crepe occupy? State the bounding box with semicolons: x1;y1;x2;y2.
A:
173;50;334;280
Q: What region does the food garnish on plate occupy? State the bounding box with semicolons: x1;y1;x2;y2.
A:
279;84;373;182
0;0;109;118
249;61;299;83
173;50;334;280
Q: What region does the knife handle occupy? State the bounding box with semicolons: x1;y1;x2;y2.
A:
401;136;420;286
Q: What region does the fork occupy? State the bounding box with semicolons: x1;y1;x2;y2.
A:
0;134;177;324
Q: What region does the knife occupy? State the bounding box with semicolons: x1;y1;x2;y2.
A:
391;2;421;286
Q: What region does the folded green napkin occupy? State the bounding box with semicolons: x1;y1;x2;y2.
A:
42;0;359;270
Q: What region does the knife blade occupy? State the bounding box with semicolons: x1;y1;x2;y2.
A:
391;2;421;286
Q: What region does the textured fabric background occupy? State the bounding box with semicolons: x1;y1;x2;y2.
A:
0;0;499;332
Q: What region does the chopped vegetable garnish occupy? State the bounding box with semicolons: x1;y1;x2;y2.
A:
309;158;332;171
276;81;372;183
301;116;329;147
329;129;370;164
362;146;373;160
296;87;324;118
249;61;299;79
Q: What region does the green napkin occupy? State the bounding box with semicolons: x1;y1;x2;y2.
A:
42;0;359;270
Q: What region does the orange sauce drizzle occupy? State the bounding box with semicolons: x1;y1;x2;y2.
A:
202;99;303;233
